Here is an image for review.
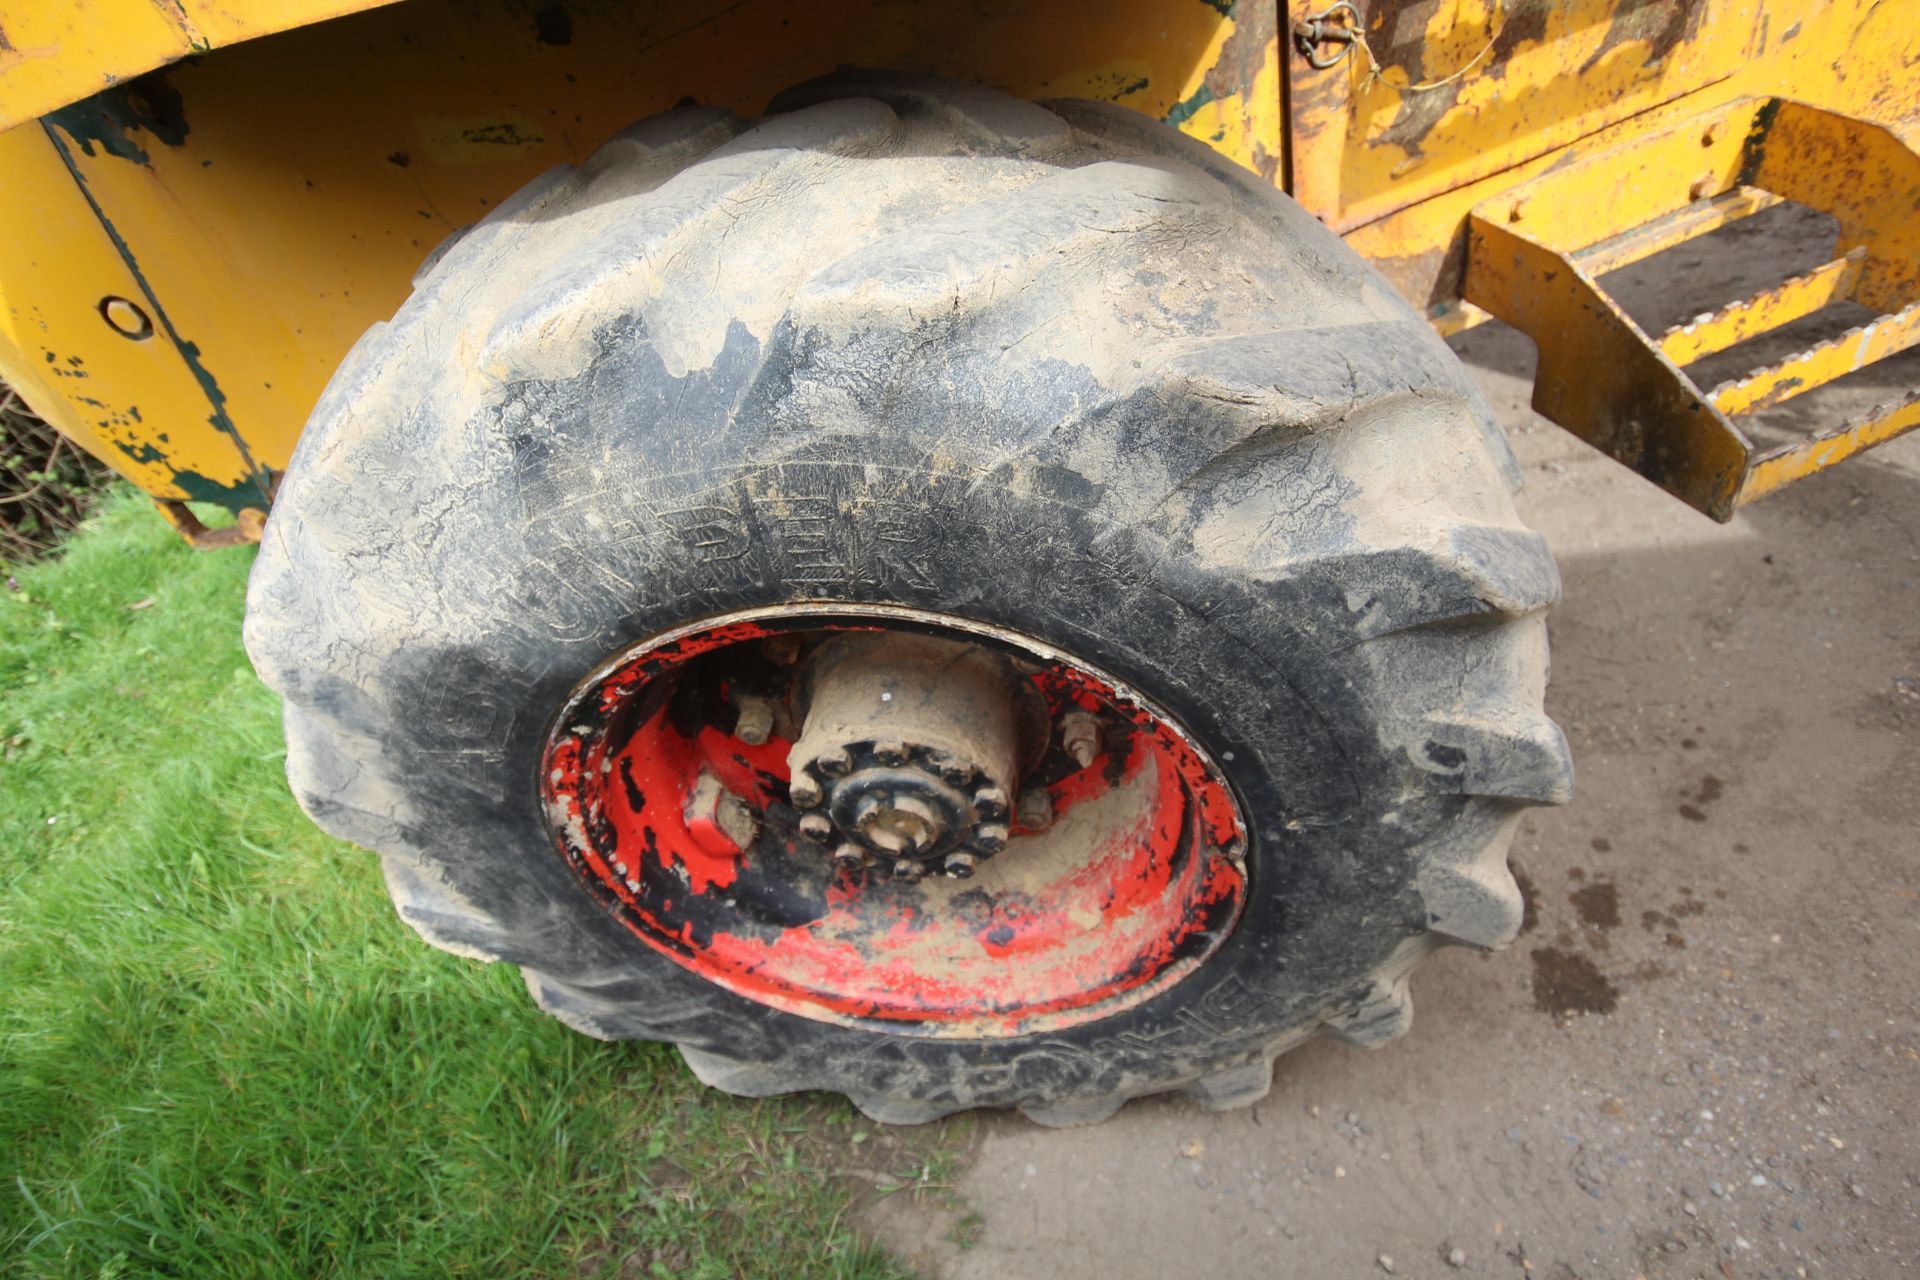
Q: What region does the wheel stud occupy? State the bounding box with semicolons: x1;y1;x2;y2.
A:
734;694;774;745
944;852;977;879
893;858;926;882
975;822;1009;854
1061;710;1100;769
832;842;865;868
816;746;852;776
872;738;909;765
972;785;1008;819
798;812;833;843
1016;787;1054;833
789;773;823;808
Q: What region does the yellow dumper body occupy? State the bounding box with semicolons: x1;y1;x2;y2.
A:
1;0;1915;532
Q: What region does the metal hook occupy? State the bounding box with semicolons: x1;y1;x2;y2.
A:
1293;1;1363;70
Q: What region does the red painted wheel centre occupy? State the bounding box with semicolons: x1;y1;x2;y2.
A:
541;608;1248;1038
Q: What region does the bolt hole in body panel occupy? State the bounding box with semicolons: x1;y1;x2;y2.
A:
541;606;1248;1038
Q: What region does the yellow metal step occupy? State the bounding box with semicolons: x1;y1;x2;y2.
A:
1573;187;1783;278
1657;251;1865;366
1463;97;1920;521
1707;298;1920;415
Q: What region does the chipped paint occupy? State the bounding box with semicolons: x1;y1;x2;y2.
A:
541;610;1248;1038
40;119;272;507
43;70;190;165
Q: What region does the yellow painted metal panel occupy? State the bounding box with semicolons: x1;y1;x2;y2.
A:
1289;0;1761;234
0;0;406;132
1337;0;1920;318
18;0;1282;484
0;122;265;505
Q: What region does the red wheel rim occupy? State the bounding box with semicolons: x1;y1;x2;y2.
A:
541;607;1249;1038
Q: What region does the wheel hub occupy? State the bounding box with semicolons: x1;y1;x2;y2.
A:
787;633;1032;879
539;607;1249;1038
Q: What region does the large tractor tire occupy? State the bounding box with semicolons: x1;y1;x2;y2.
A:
245;74;1571;1126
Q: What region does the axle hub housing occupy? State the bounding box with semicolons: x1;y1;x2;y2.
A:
786;632;1025;878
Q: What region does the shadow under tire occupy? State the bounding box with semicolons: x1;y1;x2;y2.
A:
245;73;1571;1126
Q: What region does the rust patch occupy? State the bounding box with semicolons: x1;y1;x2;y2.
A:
1577;0;1709;77
1175;0;1278;130
1367;0;1550;160
1530;947;1620;1016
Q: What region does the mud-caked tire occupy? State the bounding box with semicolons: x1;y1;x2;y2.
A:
245;73;1571;1125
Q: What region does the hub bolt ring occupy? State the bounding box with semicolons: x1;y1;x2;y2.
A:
785;633;1028;873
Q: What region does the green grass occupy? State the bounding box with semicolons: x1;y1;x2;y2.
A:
0;490;946;1279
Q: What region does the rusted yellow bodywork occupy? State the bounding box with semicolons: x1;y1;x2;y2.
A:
0;0;1915;533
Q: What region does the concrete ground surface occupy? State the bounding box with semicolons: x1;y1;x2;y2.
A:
864;213;1920;1279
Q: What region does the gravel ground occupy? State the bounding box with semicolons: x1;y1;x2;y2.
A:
864;209;1920;1279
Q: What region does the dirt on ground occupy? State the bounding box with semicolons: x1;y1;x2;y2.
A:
863;207;1920;1279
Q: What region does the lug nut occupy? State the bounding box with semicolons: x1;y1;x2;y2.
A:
972;785;1009;819
893;858;926;882
832;842;865;868
872;738;909;765
816;747;852;777
789;773;823;808
975;822;1010;854
687;770;757;855
716;793;758;849
930;753;975;786
944;852;978;879
1061;710;1101;769
734;694;774;746
1016;788;1054;833
798;812;833;843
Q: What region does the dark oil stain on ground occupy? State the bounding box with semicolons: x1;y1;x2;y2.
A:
1678;774;1725;822
1570;880;1621;930
1530;947;1620;1017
